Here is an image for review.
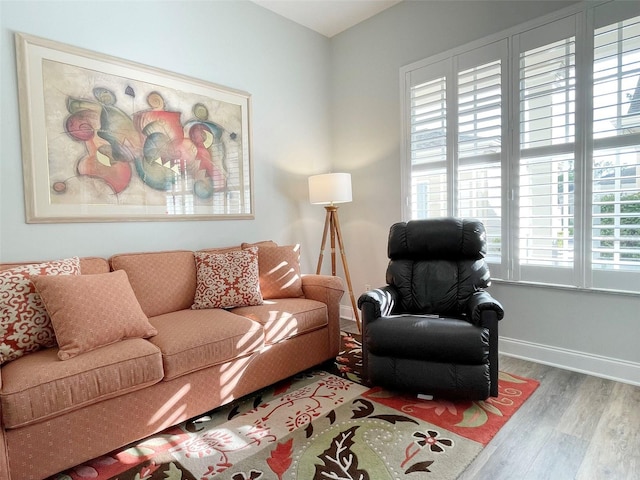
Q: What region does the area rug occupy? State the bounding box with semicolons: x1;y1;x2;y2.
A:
333;332;539;446
49;333;538;480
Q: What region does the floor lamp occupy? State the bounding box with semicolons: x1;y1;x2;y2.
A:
308;173;361;333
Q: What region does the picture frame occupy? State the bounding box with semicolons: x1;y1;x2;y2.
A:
15;32;254;223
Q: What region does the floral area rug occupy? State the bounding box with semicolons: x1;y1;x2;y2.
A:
49;333;538;480
333;332;540;446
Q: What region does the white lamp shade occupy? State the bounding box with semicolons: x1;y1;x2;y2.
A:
308;173;352;205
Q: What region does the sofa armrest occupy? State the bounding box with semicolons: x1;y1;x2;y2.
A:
301;274;345;356
301;274;344;295
0;369;8;480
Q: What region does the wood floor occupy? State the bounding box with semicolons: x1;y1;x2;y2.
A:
340;319;640;479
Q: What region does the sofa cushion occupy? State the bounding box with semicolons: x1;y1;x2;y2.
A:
0;257;109;275
232;298;327;345
253;245;304;299
32;271;158;360
0;338;163;429
0;257;80;365
78;257;111;275
148;308;264;381
192;248;263;309
110;250;196;317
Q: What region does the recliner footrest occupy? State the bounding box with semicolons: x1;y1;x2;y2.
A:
368;353;491;400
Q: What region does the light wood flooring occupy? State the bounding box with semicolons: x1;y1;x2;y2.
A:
340;319;640;479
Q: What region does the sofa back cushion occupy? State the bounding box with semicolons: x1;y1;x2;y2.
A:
0;257;109;275
79;257;111;274
110;250;196;317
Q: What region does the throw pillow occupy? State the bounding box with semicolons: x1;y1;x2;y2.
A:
32;270;157;360
198;246;241;254
241;240;278;249
0;257;80;364
253;245;304;299
192;247;263;309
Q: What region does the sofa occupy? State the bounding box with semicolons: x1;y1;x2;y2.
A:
0;242;344;480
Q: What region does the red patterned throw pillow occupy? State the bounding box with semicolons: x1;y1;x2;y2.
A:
0;257;80;364
192;247;263;309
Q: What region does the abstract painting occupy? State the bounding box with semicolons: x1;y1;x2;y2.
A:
15;32;253;222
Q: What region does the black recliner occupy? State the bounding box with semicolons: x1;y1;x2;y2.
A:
357;218;504;400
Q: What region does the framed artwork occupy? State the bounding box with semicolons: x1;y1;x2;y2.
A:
15;32;254;223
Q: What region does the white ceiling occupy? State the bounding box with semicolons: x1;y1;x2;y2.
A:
251;0;402;37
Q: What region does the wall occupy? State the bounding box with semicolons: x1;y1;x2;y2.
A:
0;0;331;271
2;0;638;385
330;0;640;385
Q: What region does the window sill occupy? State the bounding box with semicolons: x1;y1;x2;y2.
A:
490;278;640;298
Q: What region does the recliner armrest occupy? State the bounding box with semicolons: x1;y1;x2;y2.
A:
357;286;398;321
466;291;503;397
466;291;504;327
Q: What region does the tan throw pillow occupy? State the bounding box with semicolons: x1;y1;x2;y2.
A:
254;245;304;299
0;257;80;364
192;247;263;309
32;270;157;360
241;240;278;249
198;246;241;254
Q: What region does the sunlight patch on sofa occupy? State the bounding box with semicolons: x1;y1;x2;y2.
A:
149;384;191;426
219;355;255;400
266;310;299;343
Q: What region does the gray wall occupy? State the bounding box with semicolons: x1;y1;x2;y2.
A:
1;0;638;384
0;0;331;269
330;0;640;384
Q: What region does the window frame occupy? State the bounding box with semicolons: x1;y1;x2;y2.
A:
400;0;640;295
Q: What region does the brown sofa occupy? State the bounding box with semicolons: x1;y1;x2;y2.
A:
0;245;344;480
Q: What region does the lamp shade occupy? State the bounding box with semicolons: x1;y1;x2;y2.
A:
308;173;352;205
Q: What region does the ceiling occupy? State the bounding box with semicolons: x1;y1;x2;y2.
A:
251;0;402;37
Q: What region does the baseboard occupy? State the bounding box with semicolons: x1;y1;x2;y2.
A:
340;312;640;386
500;336;640;387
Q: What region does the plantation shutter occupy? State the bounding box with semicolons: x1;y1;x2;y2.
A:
514;16;578;285
404;42;506;274
590;3;640;290
407;59;449;219
456;42;506;269
401;1;640;293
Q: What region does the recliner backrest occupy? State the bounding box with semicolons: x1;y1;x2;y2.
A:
386;218;491;315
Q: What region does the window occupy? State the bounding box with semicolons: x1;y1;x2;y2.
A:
404;41;507;273
457;56;504;262
591;7;640;291
408;67;448;219
401;0;640;293
515;16;578;285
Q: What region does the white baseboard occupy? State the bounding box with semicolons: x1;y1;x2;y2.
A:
340;312;640;386
500;336;640;387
